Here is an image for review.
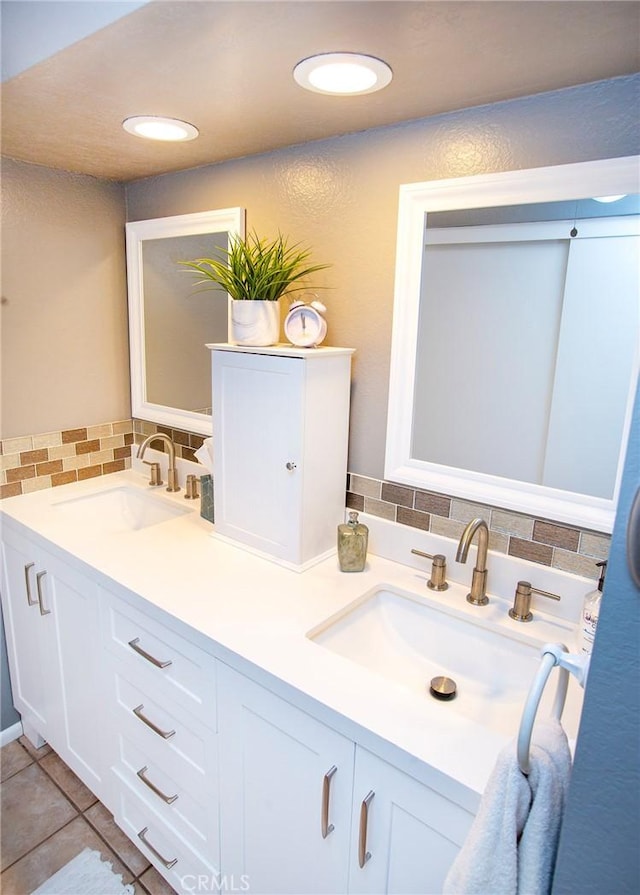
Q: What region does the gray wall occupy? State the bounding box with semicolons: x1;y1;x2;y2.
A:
553;381;640;893
126;74;640;479
1;158;130;439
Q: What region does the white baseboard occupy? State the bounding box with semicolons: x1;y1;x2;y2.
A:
0;720;23;747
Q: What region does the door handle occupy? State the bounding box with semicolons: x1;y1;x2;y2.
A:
24;563;37;606
321;765;337;838
627;486;640;588
36;570;51;616
358;790;375;868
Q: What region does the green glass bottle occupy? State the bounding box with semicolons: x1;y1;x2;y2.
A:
337;511;369;572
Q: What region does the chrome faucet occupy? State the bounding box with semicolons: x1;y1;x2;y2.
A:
136;433;180;492
456;517;490;605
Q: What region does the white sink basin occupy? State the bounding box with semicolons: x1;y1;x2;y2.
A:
53;485;190;533
308;585;572;737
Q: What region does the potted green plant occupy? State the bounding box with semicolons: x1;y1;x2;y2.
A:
180;230;329;346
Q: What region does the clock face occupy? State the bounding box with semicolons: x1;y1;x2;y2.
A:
284;304;327;347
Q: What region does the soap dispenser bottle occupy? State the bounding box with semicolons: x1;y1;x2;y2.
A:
338;511;368;572
580;560;607;655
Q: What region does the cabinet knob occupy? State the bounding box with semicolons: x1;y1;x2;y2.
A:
286;462;297;471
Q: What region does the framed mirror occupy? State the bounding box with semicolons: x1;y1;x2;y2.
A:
385;157;639;532
126;207;245;436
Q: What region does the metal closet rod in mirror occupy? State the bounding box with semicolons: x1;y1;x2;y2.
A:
385;156;640;533
126;207;246;437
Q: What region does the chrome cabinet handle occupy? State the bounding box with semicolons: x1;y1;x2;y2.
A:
128;637;172;669
358;790;375;868
137;826;177;869
286;461;297;470
132;704;175;739
36;571;51;616
321;765;337;839
137;766;178;804
24;562;37;606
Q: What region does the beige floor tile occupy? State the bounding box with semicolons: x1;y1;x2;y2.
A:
0;740;33;782
39;751;98;811
0;762;77;870
85;801;151;877
18;734;52;761
0;815;134;895
139;865;179;895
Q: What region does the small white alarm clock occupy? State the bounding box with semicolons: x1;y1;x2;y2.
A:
284;300;328;348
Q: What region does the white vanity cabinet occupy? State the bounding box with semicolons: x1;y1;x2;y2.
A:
210;345;354;569
217;662;355;894
0;524;106;800
217;663;474;895
101;589;220;892
348;749;473;895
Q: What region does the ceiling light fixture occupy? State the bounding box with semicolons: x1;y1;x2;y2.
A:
293;53;392;96
592;195;627;203
122;116;199;142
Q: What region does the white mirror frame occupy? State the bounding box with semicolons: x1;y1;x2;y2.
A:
385;156;640;533
126;207;245;436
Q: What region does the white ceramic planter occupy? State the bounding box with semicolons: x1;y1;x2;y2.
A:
231;300;280;346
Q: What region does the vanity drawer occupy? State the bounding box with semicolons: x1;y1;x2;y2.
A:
111;727;218;857
110;671;216;799
114;774;219;895
102;591;217;731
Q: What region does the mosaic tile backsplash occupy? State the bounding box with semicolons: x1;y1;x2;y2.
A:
1;417;610;578
346;474;610;580
0;420;134;499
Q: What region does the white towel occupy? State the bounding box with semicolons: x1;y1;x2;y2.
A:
443;719;571;895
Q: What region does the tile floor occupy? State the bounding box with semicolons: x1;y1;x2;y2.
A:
1;736;177;895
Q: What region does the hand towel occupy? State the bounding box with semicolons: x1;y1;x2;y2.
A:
443;719;571;895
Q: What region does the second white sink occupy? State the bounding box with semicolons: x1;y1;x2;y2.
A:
308;585;571;737
53;485;190;533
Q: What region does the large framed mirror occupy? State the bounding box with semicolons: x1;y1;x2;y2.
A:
126;207;245;436
386;157;639;532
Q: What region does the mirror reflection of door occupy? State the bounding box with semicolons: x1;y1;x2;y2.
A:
142;232;228;415
413;198;639;500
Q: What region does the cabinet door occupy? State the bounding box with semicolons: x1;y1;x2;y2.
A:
1;533;52;740
218;663;354;895
213;351;303;561
348;748;474;895
43;550;105;799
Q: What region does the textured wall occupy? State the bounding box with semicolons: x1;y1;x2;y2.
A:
1;158;130;438
126;75;640;479
552;382;640;892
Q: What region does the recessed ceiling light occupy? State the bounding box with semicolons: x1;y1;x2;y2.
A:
592;195;627;203
293;53;392;96
122;116;199;142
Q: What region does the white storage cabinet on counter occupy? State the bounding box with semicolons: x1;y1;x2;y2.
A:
217;663;474;895
0;522;106;801
209;345;354;569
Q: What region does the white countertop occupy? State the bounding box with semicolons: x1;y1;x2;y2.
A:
0;469;585;808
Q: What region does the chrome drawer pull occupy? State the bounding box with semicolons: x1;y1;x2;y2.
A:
36;571;51;616
24;563;37;606
321;765;337;839
137;766;178;804
128;637;172;669
358;790;375;868
132;704;175;739
137;826;178;869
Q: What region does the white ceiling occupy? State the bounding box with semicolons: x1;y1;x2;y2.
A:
2;0;639;183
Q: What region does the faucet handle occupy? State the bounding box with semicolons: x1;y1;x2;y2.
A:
509;580;561;623
143;460;163;487
410;549;449;591
184;474;199;500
